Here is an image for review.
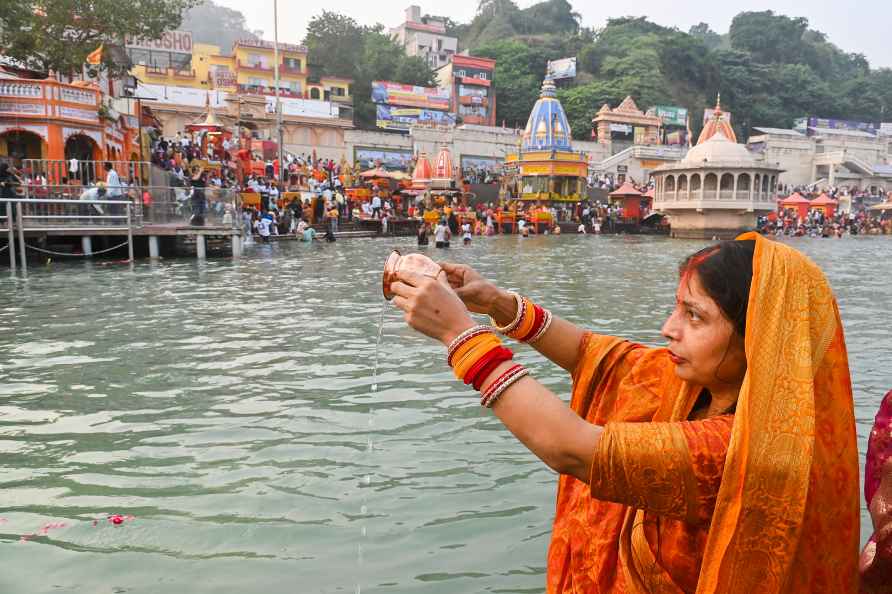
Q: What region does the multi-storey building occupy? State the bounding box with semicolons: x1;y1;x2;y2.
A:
436;54;497;127
391;6;458;70
127;35;354;160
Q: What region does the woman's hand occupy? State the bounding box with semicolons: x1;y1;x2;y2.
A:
438;262;502;315
439;262;519;326
390;270;475;345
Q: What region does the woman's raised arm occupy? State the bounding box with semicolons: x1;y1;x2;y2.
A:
440;262;585;373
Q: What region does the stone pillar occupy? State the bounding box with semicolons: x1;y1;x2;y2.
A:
231;234;242;258
81;236;92;257
732;172;738;201
148;236;160;259
749;171;756;203
196;234;206;260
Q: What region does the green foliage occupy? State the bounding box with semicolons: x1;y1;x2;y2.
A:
729;11;808;64
0;0;200;75
180;1;260;55
302;12;437;130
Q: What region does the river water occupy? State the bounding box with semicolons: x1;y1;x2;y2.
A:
0;235;889;593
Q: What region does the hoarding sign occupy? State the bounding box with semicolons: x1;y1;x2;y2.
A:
354;147;413;171
703;109;732;125
375;105;455;132
125;31;193;54
806;117;878;133
460;155;503;175
546;58;577;80
653;105;688;127
371;81;450;110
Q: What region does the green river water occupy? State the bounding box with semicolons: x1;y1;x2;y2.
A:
0;235;889;593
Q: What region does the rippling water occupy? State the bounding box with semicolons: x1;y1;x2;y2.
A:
0;235;889;593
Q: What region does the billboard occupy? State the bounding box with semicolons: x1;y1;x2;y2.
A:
125;31;193;54
354;147;413;171
546;58;577;80
371;81;450;110
375;105;455;132
460;155;503;179
703;109;732;126
653;105;688;127
806;117;878;133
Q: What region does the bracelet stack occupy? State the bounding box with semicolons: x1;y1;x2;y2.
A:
490;292;553;344
447;325;527;407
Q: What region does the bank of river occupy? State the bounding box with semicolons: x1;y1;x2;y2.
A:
0;235;888;593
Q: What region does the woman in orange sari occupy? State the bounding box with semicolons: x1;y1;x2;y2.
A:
389;232;860;593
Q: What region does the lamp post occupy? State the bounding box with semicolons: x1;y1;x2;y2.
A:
273;0;284;184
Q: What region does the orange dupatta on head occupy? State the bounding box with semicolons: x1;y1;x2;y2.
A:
628;232;860;592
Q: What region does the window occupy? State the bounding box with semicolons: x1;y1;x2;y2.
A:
436;39;443;51
289;81;301;93
249;53;264;68
284;57;300;70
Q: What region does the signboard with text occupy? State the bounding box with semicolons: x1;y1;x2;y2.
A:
653;105;688;127
125;31;193;54
546;58;577;80
375;105;455;131
371;81;450;110
354;147;413;171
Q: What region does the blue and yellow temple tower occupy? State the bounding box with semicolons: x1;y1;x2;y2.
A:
503;78;588;203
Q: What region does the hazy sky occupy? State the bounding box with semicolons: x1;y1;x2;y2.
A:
215;0;891;69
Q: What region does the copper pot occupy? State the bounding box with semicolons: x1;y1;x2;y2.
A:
382;250;446;300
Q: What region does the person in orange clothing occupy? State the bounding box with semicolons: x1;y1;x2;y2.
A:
389;233;860;593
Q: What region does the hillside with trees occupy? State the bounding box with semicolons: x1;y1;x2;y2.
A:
464;2;892;140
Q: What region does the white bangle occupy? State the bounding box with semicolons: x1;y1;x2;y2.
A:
481;368;529;408
490;291;523;334
528;309;553;344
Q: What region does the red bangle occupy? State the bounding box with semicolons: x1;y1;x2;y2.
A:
463;345;501;385
518;305;545;342
479;363;525;405
467;347;514;389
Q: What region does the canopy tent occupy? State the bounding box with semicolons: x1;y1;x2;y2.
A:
780;192;810;219
809;192;838;217
609;182;646;220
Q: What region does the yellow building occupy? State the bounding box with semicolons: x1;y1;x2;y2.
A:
127;36;354;159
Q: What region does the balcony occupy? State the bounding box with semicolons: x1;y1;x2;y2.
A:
329;94;352;104
459;95;488;107
145;66;168;76
171;68;196;79
237;60;272;72
280;63;304;75
237;84;303;99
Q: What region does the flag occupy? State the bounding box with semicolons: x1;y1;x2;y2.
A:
86;44;103;66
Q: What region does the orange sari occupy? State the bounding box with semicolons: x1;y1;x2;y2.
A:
547;232;860;593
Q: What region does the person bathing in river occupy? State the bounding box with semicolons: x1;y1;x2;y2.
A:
389;233;860;593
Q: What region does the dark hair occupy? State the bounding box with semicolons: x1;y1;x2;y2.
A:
679;240;755;337
104;162;112;170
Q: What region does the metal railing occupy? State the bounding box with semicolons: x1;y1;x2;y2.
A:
23;159;152;188
2;198;135;276
16;183;241;230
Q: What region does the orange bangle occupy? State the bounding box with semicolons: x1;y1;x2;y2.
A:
509;298;536;340
453;336;502;380
450;332;495;369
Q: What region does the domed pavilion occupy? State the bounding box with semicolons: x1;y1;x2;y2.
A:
503;78;588;202
652;128;783;239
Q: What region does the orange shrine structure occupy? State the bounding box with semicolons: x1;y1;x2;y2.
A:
0;76;141;168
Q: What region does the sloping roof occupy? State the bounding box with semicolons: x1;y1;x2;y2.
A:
809;127;876;139
781;192;810;205
810;192;838;205
609;182;643;197
752;127;805;137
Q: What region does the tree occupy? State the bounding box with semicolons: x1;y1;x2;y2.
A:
688;23;723;51
0;0;200;75
180;0;261;55
729;11;808;64
302;11;365;79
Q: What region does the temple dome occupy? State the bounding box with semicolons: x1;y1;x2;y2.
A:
411;152;433;189
432;146;454;182
683;129;754;165
521;78;572;152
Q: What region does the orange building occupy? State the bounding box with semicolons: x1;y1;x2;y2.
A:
0;76;139;167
